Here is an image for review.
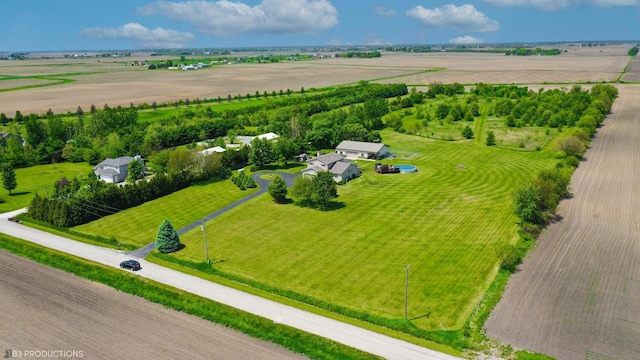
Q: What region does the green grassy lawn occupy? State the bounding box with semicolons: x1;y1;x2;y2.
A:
165;130;557;332
485;117;560;151
0;162;92;213
71;179;257;248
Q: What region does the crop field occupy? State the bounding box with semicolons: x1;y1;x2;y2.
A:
0;44;631;117
485;84;640;359
3;44;638;357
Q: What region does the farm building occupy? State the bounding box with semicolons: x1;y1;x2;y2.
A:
198;146;226;156
93;155;144;183
302;153;360;182
335;140;390;160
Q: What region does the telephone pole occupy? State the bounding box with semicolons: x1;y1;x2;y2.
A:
201;218;210;263
404;264;411;320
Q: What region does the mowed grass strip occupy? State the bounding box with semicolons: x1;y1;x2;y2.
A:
72;179;256;248
0;162;92;213
172;130;556;332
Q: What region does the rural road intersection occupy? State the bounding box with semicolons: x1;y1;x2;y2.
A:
0;208;460;360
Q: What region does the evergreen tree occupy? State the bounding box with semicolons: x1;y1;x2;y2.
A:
486;130;496;146
155;219;181;253
268;175;288;203
2;163;17;195
461;126;474;139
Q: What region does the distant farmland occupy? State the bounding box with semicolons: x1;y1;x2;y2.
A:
0;44;631;116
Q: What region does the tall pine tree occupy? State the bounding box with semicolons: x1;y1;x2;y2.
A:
2;163;17;195
155;219;181;253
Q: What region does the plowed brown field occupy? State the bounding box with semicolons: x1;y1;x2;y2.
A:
485;84;640;359
0;44;631;116
0;250;306;360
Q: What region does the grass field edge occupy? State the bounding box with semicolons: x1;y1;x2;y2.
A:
0;233;382;360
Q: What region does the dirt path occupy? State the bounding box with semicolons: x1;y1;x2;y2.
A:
0;249;306;360
484;84;640;359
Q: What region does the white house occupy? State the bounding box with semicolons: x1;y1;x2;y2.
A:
335;140;390;160
93;155;144;183
302;153;360;182
198;146;226;156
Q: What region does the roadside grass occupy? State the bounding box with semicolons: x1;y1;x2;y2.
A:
71;178;257;248
0;162;92;213
0;233;380;360
168;130;556;336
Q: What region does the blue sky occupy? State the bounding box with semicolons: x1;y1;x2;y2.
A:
2;0;639;51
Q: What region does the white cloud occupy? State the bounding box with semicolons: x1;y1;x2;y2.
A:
374;6;396;16
407;4;500;33
450;36;485;44
137;0;338;37
363;33;392;46
483;0;639;10
79;23;195;48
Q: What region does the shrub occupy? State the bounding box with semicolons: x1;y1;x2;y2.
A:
496;244;522;272
565;155;580;167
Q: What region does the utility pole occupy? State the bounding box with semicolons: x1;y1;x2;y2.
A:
201;218;210;263
405;264;411;320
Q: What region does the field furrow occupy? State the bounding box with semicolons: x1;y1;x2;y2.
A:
485;84;640;359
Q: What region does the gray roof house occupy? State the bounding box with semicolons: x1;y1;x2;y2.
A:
335;140;390;160
0;132;23;147
301;153;360;182
93;155;143;183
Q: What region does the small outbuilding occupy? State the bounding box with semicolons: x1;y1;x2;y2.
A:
335;140;390;160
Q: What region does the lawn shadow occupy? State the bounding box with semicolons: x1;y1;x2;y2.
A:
9;191;31;196
293;200;346;211
409;312;431;321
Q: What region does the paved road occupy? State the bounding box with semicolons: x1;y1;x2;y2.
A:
0;249;306;360
128;172;300;258
0;208;460;360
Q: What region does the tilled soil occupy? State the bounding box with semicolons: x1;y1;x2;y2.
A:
484;84;640;360
0;249;306;360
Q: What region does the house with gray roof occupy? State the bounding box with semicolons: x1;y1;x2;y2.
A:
93;155;143;183
302;152;360;182
335;140;390;160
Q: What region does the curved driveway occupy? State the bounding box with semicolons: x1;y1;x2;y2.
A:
0;210;460;360
129;172;300;258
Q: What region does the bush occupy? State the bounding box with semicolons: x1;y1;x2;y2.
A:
496;244;522;272
565;155;580;167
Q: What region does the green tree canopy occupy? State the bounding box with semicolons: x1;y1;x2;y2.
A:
291;176;314;204
2;163;17;195
461;126;474;139
312;171;338;210
486;130;496;146
249;137;275;168
155;218;181;253
268;175;288;203
126;158;144;183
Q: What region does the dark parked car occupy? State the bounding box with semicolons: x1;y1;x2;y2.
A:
120;259;141;271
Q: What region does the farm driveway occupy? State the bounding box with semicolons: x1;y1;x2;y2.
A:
485;84;640;360
128;171;299;258
0;206;459;360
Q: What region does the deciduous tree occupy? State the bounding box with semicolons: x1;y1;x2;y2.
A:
268;175;288;203
312;171;337;210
